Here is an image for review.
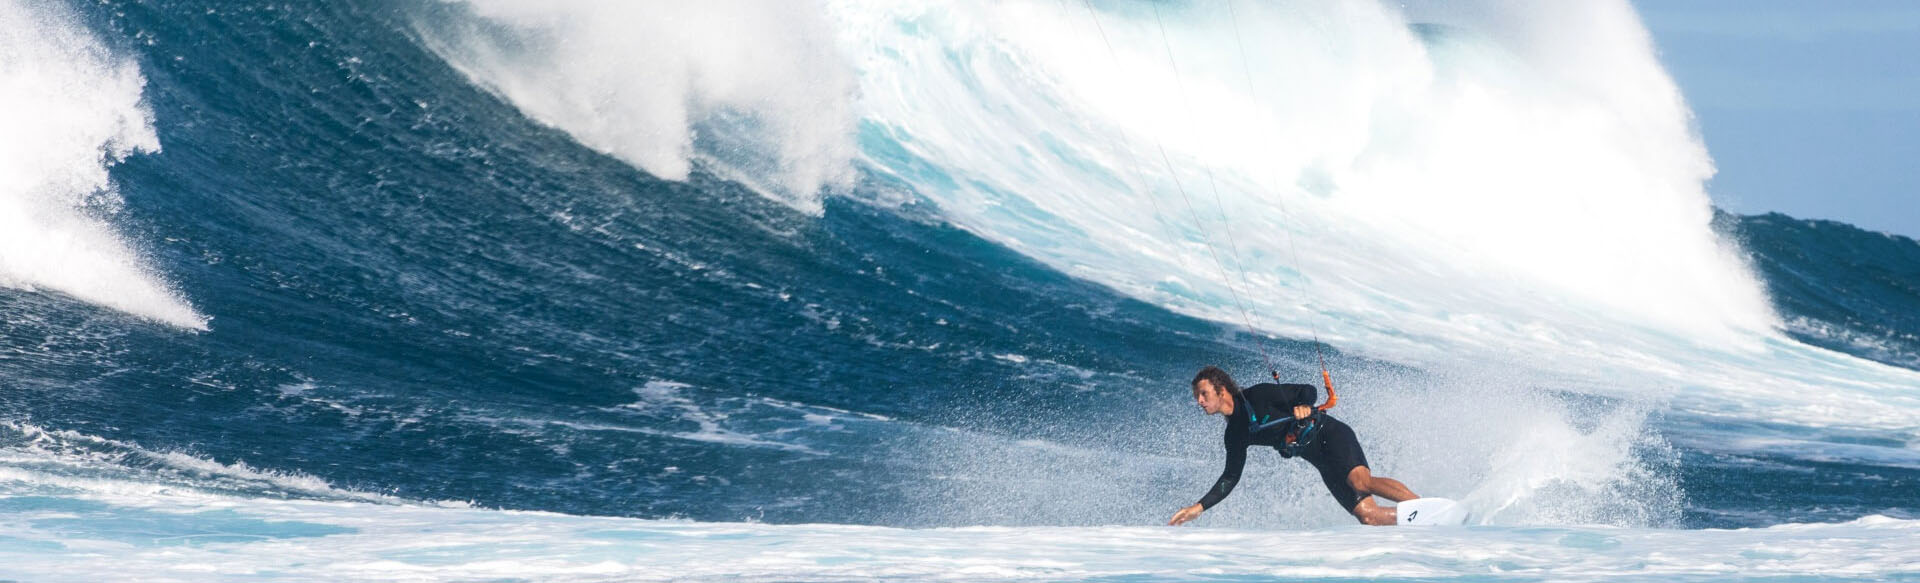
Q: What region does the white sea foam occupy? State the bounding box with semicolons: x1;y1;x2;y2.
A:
0;421;404;505
0;1;206;330
0;466;1915;583
414;0;859;213
0;413;1901;581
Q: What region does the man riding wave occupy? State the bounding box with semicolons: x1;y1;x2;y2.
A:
1169;366;1420;526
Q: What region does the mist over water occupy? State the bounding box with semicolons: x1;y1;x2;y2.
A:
2;0;1920;580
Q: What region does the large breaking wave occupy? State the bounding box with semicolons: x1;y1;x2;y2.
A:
3;1;1919;580
414;0;1920;431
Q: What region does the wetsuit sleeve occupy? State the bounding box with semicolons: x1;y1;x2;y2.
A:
1276;384;1318;408
1197;439;1248;510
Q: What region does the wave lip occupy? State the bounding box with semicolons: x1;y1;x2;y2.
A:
0;1;206;330
415;0;859;214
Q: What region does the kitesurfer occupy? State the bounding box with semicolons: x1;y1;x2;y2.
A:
1168;366;1419;526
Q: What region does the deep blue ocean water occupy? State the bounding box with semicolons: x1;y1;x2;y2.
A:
4;1;1920;580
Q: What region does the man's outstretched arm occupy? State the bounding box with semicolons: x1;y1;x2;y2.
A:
1170;445;1246;525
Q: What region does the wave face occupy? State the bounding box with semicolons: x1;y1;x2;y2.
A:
1725;212;1920;372
3;1;1919;579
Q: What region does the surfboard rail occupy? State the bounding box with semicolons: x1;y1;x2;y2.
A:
1395;497;1469;526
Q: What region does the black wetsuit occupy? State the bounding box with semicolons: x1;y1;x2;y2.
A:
1196;382;1373;512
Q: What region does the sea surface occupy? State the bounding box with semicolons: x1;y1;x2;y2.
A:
2;1;1917;581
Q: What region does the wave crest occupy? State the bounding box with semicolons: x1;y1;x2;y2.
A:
0;1;206;329
415;0;859;213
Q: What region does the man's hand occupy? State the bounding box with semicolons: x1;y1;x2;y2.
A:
1293;405;1312;420
1168;503;1204;526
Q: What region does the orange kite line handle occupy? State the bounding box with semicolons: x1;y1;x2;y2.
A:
1317;368;1338;411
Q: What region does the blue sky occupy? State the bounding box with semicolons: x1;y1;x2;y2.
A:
1634;0;1920;237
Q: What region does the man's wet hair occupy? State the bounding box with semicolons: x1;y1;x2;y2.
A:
1192;366;1241;398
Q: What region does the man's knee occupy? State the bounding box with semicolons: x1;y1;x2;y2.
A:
1350;497;1393;526
1346;467;1373;494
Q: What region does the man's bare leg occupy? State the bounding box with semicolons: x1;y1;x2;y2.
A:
1350;496;1395;525
1347;466;1418;502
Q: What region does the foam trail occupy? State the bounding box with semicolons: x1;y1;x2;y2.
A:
415;0;859;214
1;471;1916;583
0;1;206;330
0;421;409;505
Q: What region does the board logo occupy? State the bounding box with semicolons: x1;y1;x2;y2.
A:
1407;510;1419;522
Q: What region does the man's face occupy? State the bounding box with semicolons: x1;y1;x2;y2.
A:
1194;380;1231;415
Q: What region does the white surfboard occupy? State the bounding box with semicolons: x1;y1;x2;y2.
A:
1395;497;1469;526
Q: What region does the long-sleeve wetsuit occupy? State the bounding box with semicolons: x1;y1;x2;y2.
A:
1196;382;1373;511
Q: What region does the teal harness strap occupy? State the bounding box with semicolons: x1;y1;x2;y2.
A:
1248;409;1291;434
